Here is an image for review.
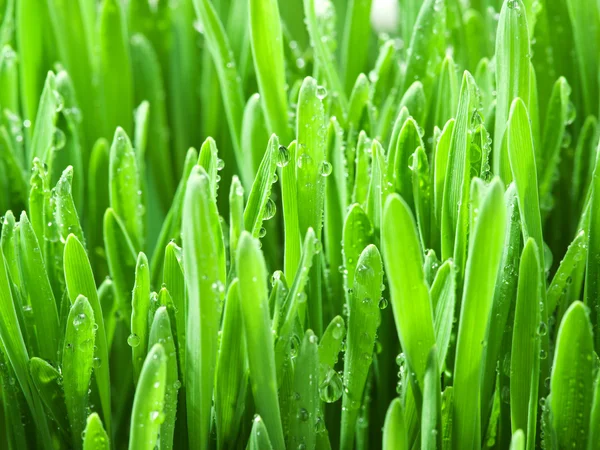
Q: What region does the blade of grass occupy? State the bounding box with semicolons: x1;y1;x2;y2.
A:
340;244;383;450
62;295;96;450
182;165;226;450
452;177;506;449
237;231;285;449
550;301;594;449
128;343;167;450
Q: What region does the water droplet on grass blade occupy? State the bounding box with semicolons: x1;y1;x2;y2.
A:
276;145;290;167
319;369;343;402
264;198;277;220
128;334;141;347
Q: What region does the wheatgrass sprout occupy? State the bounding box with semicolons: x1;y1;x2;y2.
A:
1;0;600;448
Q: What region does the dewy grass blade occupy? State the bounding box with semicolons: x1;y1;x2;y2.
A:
586;149;600;351
28;71;58;166
18;211;60;362
64;234;111;434
481;184;521;424
247;416;274;450
82;413;109;450
237;231;285;449
342;204;374;296
452;178;506;450
402;0;445;93
441;71;478;272
510;238;542;450
215;279;247;448
109;127;144;251
288;330;319;450
494;0;530;183
241;93;269;181
129;343;167;450
182;165;225;450
148;306;179;450
550;301;594;449
547;229;587;314
29;357;70;436
244;134;279;238
131;252;150;384
62;295;96;449
249;0;290;143
422;347;441;450
303;0;348;110
382;194;435;398
430;259;456;367
340;244;383;450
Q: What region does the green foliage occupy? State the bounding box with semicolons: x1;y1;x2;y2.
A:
1;0;600;448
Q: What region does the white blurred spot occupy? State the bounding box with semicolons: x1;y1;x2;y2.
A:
371;0;400;34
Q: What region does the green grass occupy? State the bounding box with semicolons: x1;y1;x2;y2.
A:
1;0;600;448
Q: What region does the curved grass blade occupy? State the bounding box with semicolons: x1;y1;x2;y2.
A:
182;165;226;450
244;134;279;238
547;229;587;314
148;306;179;450
340;244;383;450
237;231;285;449
452;178;506;450
83;413;109;450
131;252;150;384
318;315;345;403
215;279;248;448
64;234;111;433
228;175;245;277
63;295;96;449
510;238;542;450
53;166;84;245
411;146;431;249
129;343;167;450
382;194;435;396
550;301;594;449
29;357;69;436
